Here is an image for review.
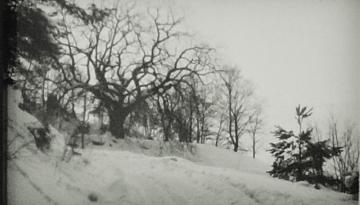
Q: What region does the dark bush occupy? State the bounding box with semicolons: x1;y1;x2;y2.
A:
28;126;51;151
91;140;105;146
77;123;90;134
100;124;108;134
345;171;359;200
88;193;98;202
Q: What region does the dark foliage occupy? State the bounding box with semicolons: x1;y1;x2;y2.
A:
88;192;98;202
16;3;59;64
28;126;51;151
303;140;342;179
7;1;60;75
345;171;359;195
6;0;99;73
268;105;342;187
91;140;105;146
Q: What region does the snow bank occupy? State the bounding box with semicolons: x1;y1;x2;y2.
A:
8;147;356;205
7;87;65;158
196;144;269;175
87;133;198;161
7;87;356;205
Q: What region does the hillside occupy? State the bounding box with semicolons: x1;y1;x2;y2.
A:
7;88;356;205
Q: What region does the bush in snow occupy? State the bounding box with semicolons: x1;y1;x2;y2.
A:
27;126;51;152
344;171;359;200
268;105;342;187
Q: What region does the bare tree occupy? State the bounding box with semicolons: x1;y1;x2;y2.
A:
52;4;214;138
156;92;176;141
247;105;263;158
192;80;214;144
220;67;255;152
212;81;227;147
328;117;360;191
215;113;225;147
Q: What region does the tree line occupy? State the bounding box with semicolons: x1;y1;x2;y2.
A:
9;0;264;155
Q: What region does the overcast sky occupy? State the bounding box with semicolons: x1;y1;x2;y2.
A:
142;0;360;134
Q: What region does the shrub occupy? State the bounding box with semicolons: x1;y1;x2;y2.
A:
88;192;98;202
27;126;51;151
268;105;342;187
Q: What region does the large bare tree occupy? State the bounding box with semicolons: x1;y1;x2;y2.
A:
52;4;213;138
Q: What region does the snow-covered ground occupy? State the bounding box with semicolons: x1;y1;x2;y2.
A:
7;88;357;205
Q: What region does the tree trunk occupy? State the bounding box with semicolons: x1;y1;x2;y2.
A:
42;74;46;109
298;122;303;180
188;107;193;143
162;119;170;142
196;118;200;143
215;137;219;147
81;93;87;149
233;115;239;152
215;116;223;147
228;88;233;146
233;143;238;152
108;108;128;139
252;133;256;158
200;115;205;144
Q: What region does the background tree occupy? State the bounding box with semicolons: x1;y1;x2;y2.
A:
156;91;176;141
173;86;195;142
153;76;215;143
220;67;256;152
212;80;227;147
214;113;225;147
191;79;214;144
247;104;263;158
328;117;360;191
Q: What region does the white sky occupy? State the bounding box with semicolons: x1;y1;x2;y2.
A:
83;0;359;140
142;0;360;134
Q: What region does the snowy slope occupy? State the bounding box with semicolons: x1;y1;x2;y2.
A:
8;147;356;205
7;88;356;205
196;144;269;175
7;88;66;158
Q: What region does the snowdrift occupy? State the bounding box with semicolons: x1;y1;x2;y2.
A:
7;87;356;205
7;88;65;158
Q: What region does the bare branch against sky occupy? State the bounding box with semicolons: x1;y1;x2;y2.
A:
134;0;359;133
